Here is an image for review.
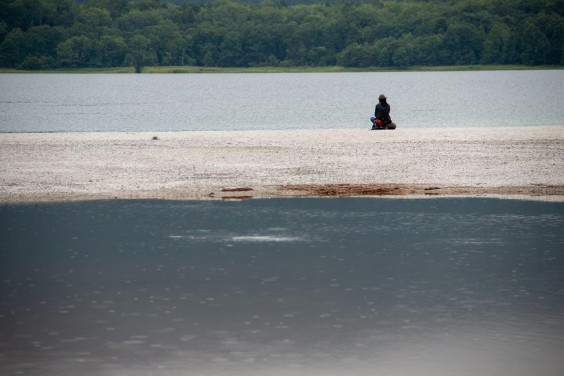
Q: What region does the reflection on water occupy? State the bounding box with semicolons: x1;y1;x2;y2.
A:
1;198;563;376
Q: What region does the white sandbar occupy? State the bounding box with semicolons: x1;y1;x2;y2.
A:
1;126;563;203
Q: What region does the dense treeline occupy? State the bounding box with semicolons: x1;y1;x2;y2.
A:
1;0;562;71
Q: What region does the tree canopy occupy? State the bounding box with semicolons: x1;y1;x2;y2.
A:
1;0;562;70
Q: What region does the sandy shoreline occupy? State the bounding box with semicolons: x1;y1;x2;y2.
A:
1;126;563;203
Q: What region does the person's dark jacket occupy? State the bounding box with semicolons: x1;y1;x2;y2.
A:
375;100;391;124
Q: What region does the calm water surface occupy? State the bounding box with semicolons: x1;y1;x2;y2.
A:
1;70;563;132
1;198;563;375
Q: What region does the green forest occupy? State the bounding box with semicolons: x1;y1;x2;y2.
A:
1;0;563;71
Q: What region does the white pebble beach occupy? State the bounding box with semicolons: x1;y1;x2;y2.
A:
1;126;563;203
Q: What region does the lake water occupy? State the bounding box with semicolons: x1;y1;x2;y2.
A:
1;198;563;376
1;70;563;132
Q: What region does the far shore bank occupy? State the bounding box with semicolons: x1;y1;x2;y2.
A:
1;126;563;203
1;65;563;74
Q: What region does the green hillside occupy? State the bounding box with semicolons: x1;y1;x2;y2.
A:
1;0;562;71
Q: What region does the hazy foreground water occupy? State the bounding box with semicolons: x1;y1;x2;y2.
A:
1;198;563;376
1;70;563;132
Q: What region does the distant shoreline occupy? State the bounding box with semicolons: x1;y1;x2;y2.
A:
1;65;563;74
1;126;562;204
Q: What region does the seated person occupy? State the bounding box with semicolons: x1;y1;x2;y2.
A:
371;94;392;129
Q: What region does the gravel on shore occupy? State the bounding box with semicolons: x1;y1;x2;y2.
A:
1;126;563;203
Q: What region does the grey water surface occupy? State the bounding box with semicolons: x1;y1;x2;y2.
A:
1;198;563;376
1;70;563;132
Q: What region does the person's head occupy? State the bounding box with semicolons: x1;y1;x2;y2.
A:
378;94;387;103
